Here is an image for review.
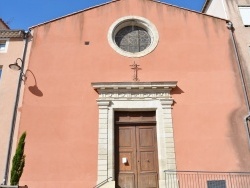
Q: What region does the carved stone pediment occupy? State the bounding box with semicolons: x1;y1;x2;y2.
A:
92;82;177;100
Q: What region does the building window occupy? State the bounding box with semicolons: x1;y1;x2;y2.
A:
115;26;151;53
0;41;6;50
207;180;226;188
0;39;9;53
0;66;2;80
239;6;250;26
108;16;159;58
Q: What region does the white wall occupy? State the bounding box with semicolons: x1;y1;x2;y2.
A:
205;0;227;19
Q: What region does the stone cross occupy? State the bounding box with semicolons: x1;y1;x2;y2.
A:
130;61;141;81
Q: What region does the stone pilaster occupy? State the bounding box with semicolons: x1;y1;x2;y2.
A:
97;100;110;183
161;99;177;171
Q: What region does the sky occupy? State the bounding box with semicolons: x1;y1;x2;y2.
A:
0;0;206;30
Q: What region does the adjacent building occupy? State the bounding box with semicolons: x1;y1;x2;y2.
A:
203;0;250;101
0;19;27;185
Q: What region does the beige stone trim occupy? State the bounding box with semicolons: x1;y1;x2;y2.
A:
93;82;177;188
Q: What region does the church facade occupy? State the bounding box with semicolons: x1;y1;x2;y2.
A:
14;0;250;187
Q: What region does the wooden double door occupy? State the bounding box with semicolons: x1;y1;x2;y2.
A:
115;112;159;188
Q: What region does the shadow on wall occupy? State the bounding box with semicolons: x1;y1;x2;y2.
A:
171;86;184;95
28;85;43;97
171;86;184;105
25;69;43;97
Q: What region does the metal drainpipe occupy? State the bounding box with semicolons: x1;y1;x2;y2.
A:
227;21;250;145
2;30;30;185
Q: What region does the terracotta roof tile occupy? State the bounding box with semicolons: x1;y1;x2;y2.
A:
0;30;25;38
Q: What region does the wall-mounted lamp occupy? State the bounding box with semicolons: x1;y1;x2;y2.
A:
9;58;26;81
9;58;43;97
9;58;22;70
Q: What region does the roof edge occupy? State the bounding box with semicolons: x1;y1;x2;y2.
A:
29;0;228;30
202;0;211;13
0;18;10;29
154;0;228;22
29;0;119;29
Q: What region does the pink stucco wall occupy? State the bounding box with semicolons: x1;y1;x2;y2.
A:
17;0;249;187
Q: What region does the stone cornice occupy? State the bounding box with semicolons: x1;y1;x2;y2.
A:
92;82;177;89
92;82;177;101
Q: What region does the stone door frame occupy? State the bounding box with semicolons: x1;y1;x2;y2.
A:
92;82;177;188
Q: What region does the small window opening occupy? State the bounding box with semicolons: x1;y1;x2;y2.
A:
239;6;250;26
84;41;90;45
0;40;6;51
0;66;2;80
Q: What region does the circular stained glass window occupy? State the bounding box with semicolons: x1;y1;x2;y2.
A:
108;16;159;57
115;26;151;53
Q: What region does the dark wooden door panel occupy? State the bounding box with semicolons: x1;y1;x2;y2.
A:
138;173;158;188
138;127;155;147
119;152;134;171
118;173;135;188
139;151;157;171
116;126;137;187
115;112;158;188
137;126;158;174
119;127;135;148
